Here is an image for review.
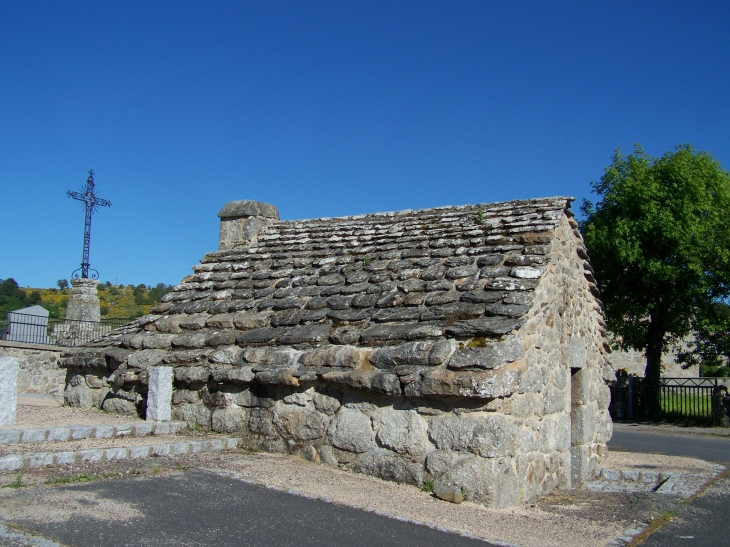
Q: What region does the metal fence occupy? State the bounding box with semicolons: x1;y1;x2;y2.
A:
0;312;132;347
610;376;723;425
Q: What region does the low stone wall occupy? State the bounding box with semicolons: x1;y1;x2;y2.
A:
0;341;65;401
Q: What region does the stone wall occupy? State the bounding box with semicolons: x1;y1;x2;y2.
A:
607;347;699;378
0;341;65;401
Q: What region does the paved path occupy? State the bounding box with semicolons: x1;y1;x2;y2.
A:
6;471;494;547
608;427;730;547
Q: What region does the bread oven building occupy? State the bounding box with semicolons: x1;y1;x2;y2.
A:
62;197;613;508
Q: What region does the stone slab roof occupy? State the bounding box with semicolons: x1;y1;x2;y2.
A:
66;196;597;399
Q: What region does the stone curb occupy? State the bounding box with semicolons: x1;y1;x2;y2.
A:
0;437;240;472
588;463;726;497
0;421;187;445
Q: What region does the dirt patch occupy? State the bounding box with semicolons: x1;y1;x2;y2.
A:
1;405;145;430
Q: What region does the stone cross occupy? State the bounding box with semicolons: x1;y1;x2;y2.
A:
67;170;111;279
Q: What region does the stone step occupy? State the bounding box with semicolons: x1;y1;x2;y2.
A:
0;436;240;472
0;421;188;445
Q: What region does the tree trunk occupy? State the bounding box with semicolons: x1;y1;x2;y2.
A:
643;312;665;419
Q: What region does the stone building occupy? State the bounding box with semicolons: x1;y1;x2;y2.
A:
61;197;613;508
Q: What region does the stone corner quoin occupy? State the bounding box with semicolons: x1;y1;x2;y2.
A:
60;195;613;509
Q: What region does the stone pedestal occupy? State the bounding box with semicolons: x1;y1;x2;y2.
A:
66;278;101;323
0;357;18;425
147;367;172;421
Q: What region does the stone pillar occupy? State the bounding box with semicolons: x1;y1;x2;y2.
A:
0;357;18;426
217;200;279;250
66;278;101;323
147;366;172;421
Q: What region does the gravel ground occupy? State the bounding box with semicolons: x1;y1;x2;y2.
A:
0;447;714;547
1;405;145;430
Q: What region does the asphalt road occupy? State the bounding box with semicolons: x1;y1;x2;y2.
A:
609;427;730;547
609;429;730;463
16;471;495;547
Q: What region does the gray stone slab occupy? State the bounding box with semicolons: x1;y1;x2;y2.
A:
209;439;225;451
132;423;154;437
55;452;76;465
154;423;171;435
147;366;173;422
21;429;48;443
115;425;133;437
226;438;239;450
130;446;151;459
70;426;93;440
0;357;18;426
0;455;23;471
94;425;115;439
105;447;129;460
190;441;209;454
78;449;104;462
169;421;186;434
0;430;21;444
26;452;54;468
151;444;171;457
172;442;191;456
47;427;71;442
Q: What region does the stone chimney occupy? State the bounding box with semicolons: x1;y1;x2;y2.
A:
217;200;279;250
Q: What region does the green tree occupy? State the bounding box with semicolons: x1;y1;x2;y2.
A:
580;144;730;383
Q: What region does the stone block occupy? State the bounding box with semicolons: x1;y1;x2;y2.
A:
47;428;71;442
428;414;516;458
212;406;249;434
209;438;226;451
570;367;591;406
0;455;23;471
0;430;21;444
78;449;104;462
55;452;76;465
446;336;523;370
151;444;171;457
169;421;187;434
147;366;173;422
571;404;597;446
376;409;428;457
226;437;240;450
26;452;54;468
191;441;209;454
351;451;424;487
433;485;464;504
432;456;520;509
328;408;372;453
154;422;171;435
70;425;93;440
172;442;191;456
130;446;151;459
21;429;48;443
115;425;133;437
273;406;326;441
0;357;18;425
132;423;154;437
105;448;129;460
94;425;115;439
570;445;590;487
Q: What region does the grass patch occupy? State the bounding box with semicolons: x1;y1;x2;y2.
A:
44;474;99;485
2;475;26;489
420;478;434;494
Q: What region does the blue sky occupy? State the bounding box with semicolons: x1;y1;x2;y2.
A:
2;1;728;289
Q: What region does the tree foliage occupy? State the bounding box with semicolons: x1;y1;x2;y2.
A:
580;144;730;380
0;278;41;320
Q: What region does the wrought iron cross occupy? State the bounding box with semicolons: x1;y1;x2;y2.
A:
67;170;111;279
